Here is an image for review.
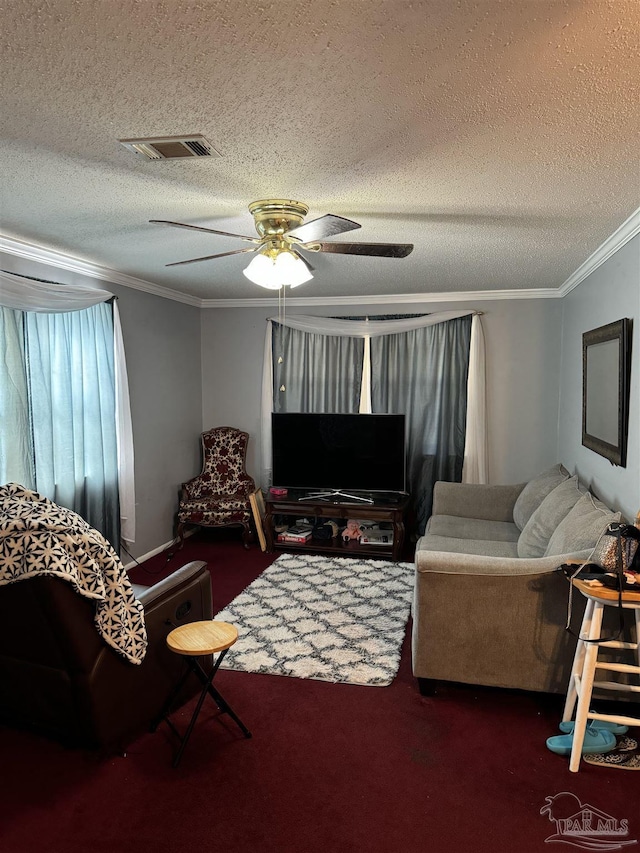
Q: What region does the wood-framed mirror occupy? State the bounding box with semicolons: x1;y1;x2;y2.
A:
582;318;632;466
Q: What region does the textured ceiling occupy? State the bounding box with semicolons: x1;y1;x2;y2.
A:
1;0;639;302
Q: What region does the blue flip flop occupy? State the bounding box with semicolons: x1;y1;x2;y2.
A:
559;719;628;735
546;727;617;756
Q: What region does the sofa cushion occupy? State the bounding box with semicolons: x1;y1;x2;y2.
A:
544;492;621;557
427;514;520;543
517;476;586;558
417;534;519;558
512;464;570;530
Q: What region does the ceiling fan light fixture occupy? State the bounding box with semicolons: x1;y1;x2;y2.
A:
243;249;313;289
274;250;313;288
243;253;281;289
155;198;412;281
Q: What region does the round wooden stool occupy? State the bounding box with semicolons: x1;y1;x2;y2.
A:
153;620;251;766
562;579;640;772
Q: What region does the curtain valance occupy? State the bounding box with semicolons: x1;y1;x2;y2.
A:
0;270;114;312
0;270;136;544
266;310;476;338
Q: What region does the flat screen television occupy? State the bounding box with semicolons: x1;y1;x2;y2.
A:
271;412;406;496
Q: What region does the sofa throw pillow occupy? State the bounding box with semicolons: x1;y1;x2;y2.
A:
544;492;621;557
517;476;585;558
512;464;570;531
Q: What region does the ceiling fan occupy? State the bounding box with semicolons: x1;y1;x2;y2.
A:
150;199;413;289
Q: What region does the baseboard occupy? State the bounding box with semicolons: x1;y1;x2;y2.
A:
122;528;196;570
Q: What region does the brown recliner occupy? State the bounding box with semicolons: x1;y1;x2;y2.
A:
0;561;213;750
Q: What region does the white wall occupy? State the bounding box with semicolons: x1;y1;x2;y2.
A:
108;282;203;558
0;255;203;558
557;235;640;520
201;298;564;488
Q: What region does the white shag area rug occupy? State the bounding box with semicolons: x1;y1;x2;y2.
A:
214;552;414;687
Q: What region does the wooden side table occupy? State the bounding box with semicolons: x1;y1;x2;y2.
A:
562;579;640;772
152;620;251;766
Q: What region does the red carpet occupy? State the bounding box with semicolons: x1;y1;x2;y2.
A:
0;532;634;853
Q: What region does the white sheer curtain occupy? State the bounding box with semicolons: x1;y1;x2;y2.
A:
461;315;488;483
0;270;136;543
260;311;487;489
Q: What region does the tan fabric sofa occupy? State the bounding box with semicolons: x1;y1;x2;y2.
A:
412;465;622;695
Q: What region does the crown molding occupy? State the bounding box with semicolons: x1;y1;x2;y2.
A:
0;234;202;307
558;206;640;297
203;209;640;306
3;206;638;309
2;233;557;306
199;287;562;308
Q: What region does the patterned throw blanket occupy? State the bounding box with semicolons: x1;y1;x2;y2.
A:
0;483;147;664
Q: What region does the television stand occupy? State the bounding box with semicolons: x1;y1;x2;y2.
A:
264;493;410;561
300;490;374;504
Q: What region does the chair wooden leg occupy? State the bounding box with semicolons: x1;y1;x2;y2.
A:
241;522;252;550
177;522;186;549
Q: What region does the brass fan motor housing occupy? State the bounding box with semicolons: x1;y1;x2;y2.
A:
248;199;309;239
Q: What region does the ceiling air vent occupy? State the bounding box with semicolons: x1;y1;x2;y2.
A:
118;135;221;160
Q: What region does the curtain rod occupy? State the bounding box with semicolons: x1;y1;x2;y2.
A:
266;309;484;322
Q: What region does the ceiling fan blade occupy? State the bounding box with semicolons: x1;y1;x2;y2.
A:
166;247;259;267
292;248;315;273
150;219;260;243
287;214;361;242
302;241;414;258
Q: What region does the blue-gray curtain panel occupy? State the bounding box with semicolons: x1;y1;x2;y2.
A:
0;307;34;488
370;315;472;534
0;302;120;547
272;322;364;414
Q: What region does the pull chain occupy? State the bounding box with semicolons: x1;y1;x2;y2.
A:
278;285;286;392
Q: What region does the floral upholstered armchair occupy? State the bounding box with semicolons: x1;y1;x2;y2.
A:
177;427;256;548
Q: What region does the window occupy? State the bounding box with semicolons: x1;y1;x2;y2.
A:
0;271;135;547
262;312;486;533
